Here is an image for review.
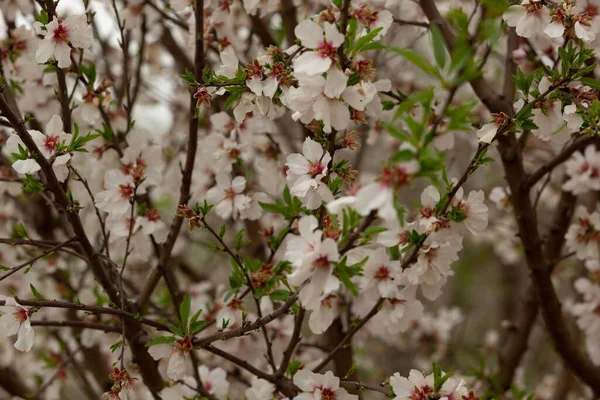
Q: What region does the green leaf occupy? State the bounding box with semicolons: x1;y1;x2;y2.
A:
145;336;177;347
269;290;290;301
335;257;358;296
30;284;47;301
387;47;439;78
430;25;448;68
352;27;384;56
580;77;600;91
179;294;191;327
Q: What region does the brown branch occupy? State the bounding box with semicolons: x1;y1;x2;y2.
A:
137;0;204;309
32;320;122;333
497;133;600;396
526;135;597;187
0;297;170;331
0;237;77;281
194;280;307;347
313;298;384;373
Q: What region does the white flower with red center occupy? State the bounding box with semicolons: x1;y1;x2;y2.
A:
216;297;244;329
0;296;35;352
285;215;324;267
565;205;600;262
246;377;288;400
293;20;344;76
215;46;239;79
373;286;424;334
206;173;251;220
390;370;435;400
147;335;193;381
452;188;489;236
405;238;459;300
377;222;418;252
563;145;600;195
198;365;230;399
351;4;393;40
293;369;358;400
245;59;279;98
418;185;441;232
5;114;71;181
287;69;368;134
360;248;402;299
476;112;509;144
309;294;342;335
531;99;572;144
354;162;419;220
95;169;136;216
503;0;550;39
35;15;93;68
545;4;596;42
285;216;340;310
286;138;334;210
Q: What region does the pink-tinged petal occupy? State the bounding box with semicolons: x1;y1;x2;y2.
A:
302;137;324;162
342;86;366;111
293;51;331;76
46;114;64;135
293;368;317;391
247;75;263;96
55;43;72;68
0;313;20;336
206;186;225;203
298;215;318;239
262;75;278;98
14;320;34;352
544;21;565;38
215;173;231;190
215;199;234;219
323;22;344;47
328;100;351;132
295;19;323;49
324;68;347;99
502;5;525;27
167;351;187;381
12;159;41;175
286;153;310;174
35;39;55;64
231;176;246;193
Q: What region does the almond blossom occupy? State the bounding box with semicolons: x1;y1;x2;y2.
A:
198;365;230;399
293;20;344;76
292;369;358;400
503;0;551;39
206;173;251;220
565;205;600;262
147;335;193;381
0;296;35;352
563;145;600;195
35;15;93;68
286;137;334;210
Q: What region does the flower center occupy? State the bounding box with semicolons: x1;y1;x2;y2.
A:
224;188;237;199
119;184;134;200
52;24;69;44
14;308;30;323
317;40;336;59
314;255;330;269
319;387;336;400
308;161;325;178
44;135;59;153
374;265;390;280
